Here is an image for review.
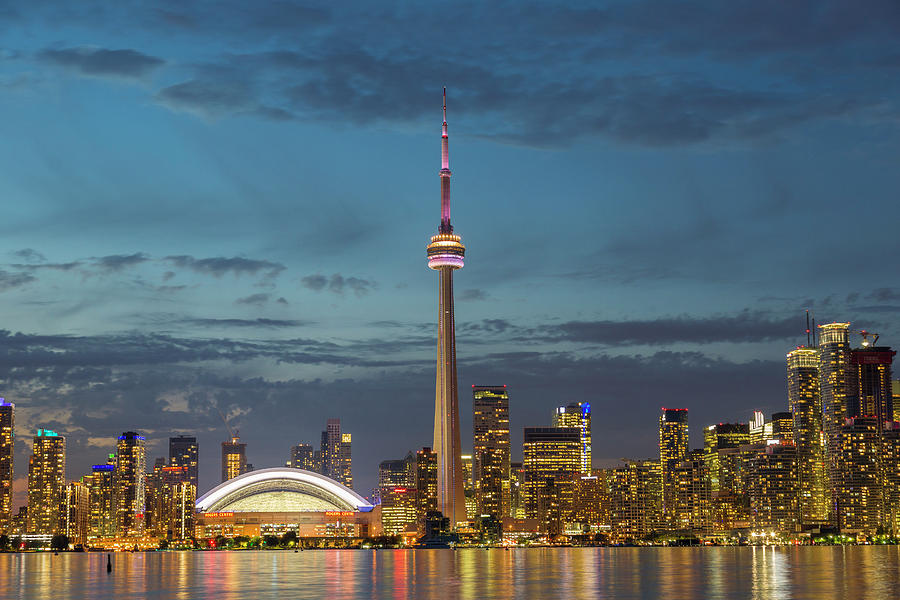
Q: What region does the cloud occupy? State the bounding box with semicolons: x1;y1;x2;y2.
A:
867;288;900;303
302;273;375;296
37;47;165;78
13;248;46;263
0;270;36;291
93;252;149;271
155;79;293;120
459;288;489;301
184;318;306;328
165;255;284;278
235;293;270;306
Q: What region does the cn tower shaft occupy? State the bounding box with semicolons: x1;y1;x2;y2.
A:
426;89;467;525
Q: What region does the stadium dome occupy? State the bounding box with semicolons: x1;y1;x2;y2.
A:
195;467;374;513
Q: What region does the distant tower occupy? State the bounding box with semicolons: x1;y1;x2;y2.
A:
169;435;198;491
427;88;467;525
0;399;13;534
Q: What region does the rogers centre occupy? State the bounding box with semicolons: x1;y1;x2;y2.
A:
194;467;381;539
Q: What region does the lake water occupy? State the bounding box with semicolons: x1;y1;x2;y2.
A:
2;546;900;599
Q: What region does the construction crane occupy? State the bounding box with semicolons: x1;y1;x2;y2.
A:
215;406;238;440
856;329;880;348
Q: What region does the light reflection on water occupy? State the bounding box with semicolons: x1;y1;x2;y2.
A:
2;547;900;600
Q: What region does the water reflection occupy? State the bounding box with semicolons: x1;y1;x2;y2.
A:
2;547;900;599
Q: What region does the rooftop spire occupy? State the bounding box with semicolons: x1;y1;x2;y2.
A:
440;87;452;231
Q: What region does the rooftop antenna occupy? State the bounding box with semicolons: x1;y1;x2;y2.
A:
811;313;818;347
805;309;811;347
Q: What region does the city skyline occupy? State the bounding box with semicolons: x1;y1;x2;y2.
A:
2;0;900;504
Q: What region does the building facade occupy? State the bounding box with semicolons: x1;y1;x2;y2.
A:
169;435;198;491
659;408;689;526
222;435;247;482
552;402;592;475
473;385;510;519
115;431;146;535
26;429;66;535
522;427;580;522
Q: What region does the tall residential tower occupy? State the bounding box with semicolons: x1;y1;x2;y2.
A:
0;399;13;533
473;385;511;519
427;89;467;525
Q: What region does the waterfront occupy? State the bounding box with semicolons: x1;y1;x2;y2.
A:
3;546;900;599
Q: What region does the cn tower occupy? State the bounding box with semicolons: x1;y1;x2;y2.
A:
426;88;467;525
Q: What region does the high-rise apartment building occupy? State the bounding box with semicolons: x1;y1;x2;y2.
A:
606;459;661;542
881;422;900;534
289;443;317;471
818;322;854;518
26;429;66;535
749;442;800;534
339;433;353;489
837;416;882;534
659;408;688;524
379;458;417;536
703;422;750;493
552;402;592;475
61;480;90;545
427;90;467;525
321;419;352;487
115;431;146;535
473;385;510;519
673;449;711;533
222;435;247;482
787;346;828;526
892;380;900;423
852;345;895;428
0;399;13;533
415;447;437;527
169;435;198;490
522;427;580;520
89;457;117;538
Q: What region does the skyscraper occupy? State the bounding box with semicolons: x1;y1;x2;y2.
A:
749;442;800;534
0;399;13;534
169;435;198;490
289;443;317;471
89;456;117;538
339;433;353;489
379;454;416;535
222;435;247;482
116;431;146;535
426;89;467;525
522;427;580;520
659;408;689;525
552;402;592;474
26;429;66;535
838;416;882;533
61;480;90;545
415;447;437;528
852;344;895;429
703;422;750;494
787;346;828;526
473;385;510;519
818;322;854;519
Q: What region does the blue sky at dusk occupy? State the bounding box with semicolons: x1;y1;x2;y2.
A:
1;0;899;501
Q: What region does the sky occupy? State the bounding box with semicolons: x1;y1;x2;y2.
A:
1;0;899;504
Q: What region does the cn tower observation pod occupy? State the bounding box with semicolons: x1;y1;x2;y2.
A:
196;467;374;513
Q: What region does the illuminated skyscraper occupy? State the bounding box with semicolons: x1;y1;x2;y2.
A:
673;449;711;533
472;385;510;519
659;408;688;524
339;433;353;489
0;399;13;534
379;456;416;535
606;459;661;542
426;89;467;525
89;456;116;538
881;422;900;534
522;427;580;520
289;443;317;471
852;345;895;429
115;431;146;535
26;429;66;535
703;422;750;494
818;322;854;518
415;447;437;527
749;442;800;534
787;346;828;526
837;416;882;533
169;435;198;491
552;402;592;474
61;480;90;545
222;435;247;482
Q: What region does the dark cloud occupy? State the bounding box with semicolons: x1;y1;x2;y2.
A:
93;252;149;271
184;318;306;328
13;248;46;263
302;273;375;296
868;288;900;303
165;255;285;278
459;288;489;301
37;47;164;78
0;270;36;291
529;312;801;346
155;80;293;120
235;293;269;306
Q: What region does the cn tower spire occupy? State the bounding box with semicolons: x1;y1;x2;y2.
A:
440;87;452;233
426;88;466;526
